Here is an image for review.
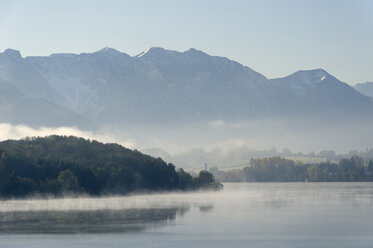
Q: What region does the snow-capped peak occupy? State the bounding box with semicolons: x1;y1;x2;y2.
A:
135;47;169;58
136;48;151;58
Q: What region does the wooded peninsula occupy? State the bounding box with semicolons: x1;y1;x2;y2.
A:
0;136;222;198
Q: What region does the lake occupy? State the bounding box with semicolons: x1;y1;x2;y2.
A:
0;182;373;248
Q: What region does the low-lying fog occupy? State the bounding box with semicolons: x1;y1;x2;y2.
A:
1;183;373;238
1;119;373;169
0;192;213;212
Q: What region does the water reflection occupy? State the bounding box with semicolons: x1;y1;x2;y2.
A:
1;183;373;248
1;183;373;236
198;204;214;213
0;192;216;234
0;207;190;234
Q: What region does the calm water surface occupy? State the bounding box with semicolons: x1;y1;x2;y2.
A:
1;183;373;248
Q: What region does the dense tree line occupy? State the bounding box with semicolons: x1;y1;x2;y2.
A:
213;156;373;182
0;136;221;198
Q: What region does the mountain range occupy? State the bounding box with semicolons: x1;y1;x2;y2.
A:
0;47;372;128
354;82;373;98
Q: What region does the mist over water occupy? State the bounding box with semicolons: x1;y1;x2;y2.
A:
0;193;211;212
1;183;373;248
2;119;373;167
0;191;213;234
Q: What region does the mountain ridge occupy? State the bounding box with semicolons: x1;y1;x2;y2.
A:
354;82;373;98
0;47;372;128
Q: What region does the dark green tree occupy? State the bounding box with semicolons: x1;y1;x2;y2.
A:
57;170;81;192
195;170;215;187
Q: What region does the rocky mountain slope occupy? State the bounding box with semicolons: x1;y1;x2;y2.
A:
0;47;372;128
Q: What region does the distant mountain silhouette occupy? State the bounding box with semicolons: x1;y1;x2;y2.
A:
0;47;372;128
354;82;373;98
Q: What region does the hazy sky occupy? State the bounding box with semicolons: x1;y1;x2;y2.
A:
0;0;372;84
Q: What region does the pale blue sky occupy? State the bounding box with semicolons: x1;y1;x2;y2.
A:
0;0;372;84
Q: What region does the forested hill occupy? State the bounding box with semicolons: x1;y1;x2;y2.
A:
213;156;373;182
0;136;221;198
